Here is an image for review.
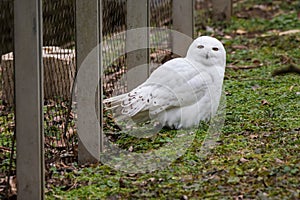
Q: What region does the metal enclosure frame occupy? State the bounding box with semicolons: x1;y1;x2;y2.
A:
13;0;232;198
15;0;44;199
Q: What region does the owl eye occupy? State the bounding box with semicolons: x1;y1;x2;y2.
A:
197;45;204;49
212;47;219;51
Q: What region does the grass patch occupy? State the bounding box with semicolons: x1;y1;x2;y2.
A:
46;0;300;199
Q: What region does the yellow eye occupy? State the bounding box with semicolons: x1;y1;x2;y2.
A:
212;47;219;51
197;45;204;49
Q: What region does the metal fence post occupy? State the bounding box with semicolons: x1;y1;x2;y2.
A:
172;0;195;56
126;0;150;91
76;0;102;164
15;0;44;199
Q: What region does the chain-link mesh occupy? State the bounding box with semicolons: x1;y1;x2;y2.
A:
0;0;15;198
149;0;173;72
103;0;173;99
102;0;173;133
0;0;193;198
0;0;78;198
42;0;78;191
102;0;127;98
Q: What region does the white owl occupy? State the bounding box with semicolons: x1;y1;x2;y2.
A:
104;36;226;129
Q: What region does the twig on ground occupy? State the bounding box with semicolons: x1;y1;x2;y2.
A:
226;64;263;70
272;64;300;76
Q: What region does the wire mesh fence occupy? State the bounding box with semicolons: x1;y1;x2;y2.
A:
0;0;203;198
0;0;15;198
103;0;173;98
102;0;174;134
0;0;78;197
102;0;127;98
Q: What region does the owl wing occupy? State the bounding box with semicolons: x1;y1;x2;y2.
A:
104;58;214;118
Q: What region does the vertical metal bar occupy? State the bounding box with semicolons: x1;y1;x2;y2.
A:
126;0;150;91
212;0;232;21
76;0;102;164
15;0;44;199
99;0;103;154
172;0;194;56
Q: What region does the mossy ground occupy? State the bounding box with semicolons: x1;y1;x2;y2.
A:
46;0;300;199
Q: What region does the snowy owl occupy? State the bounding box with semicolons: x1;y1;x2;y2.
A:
104;36;226;129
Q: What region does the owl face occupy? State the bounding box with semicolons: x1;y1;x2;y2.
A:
186;36;226;68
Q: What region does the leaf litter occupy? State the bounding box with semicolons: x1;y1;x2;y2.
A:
44;0;300;199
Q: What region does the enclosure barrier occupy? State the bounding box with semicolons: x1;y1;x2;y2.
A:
0;0;232;199
14;0;44;199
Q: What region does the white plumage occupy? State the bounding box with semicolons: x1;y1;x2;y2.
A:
104;36;226;129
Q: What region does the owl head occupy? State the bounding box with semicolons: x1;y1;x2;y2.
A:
186;36;226;68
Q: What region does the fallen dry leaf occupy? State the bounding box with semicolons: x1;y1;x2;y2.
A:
224;35;232;39
279;29;300;36
261;99;270;105
275;158;285;164
128;146;134;152
250;134;258;139
253;4;272;12
148;177;155;182
236;29;247;35
9;176;17;196
251;84;260;91
240;157;249;163
235;195;244;200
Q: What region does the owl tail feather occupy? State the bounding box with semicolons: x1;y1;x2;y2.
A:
103;91;147;117
103;93;127;105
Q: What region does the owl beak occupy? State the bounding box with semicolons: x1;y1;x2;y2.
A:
206;52;209;59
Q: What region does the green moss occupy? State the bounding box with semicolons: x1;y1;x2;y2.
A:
46;0;300;199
